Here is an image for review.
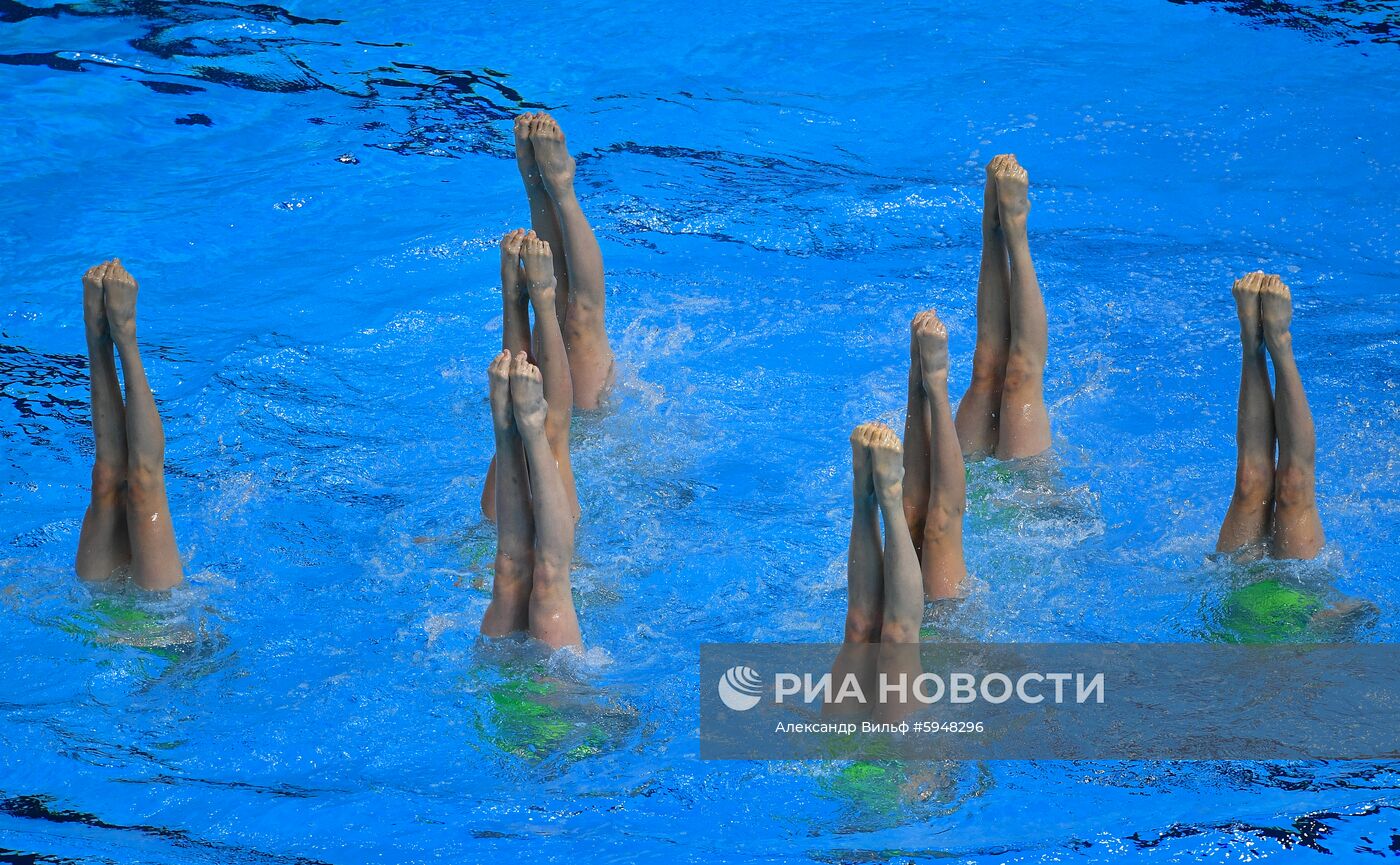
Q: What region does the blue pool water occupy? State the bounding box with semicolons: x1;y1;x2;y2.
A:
3;0;1400;861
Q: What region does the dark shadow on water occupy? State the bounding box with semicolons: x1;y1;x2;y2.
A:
1169;0;1399;48
0;793;335;865
0;0;541;158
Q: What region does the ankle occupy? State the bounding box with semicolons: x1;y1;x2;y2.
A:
921;369;950;389
1265;330;1293;353
110;323;137;346
999;217;1028;241
875;485;902;511
543;180;577;205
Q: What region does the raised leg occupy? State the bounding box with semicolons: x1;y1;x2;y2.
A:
510;352;583;649
482;229;531;523
955;156;1013;459
515;113;571;329
1261;276;1324;560
530;114;615;410
869;424;925;723
826;424;885;719
521;233;580;521
993;156;1053;460
102;261;181;591
482;351;535;637
902;320;931;556
914;311;968;600
1217;272;1276;553
867;425;922;644
76;260;132;580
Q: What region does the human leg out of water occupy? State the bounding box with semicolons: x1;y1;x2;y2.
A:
912;311;968;600
868;424;925;723
521;233;579;521
992;155;1052;460
1260;275;1324;559
76;260;132;580
955;155;1014;459
482;351;534;637
514;114;570;328
87;260;182;591
827;425;883;718
510;352;583;649
481;351;584;649
1217;272;1276;554
527;113;615;410
828;424;925;721
902;318;932;557
481;229;530;523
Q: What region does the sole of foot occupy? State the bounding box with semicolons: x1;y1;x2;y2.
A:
1232;271;1266;347
528;114;577;198
508;351;548;434
488;350;514;430
912;309;949;377
1259;273;1293;349
992;155;1030;227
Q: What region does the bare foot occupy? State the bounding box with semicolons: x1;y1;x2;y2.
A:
500;228;526;299
1260;273;1293;350
488;350;513;431
913;309;949;378
993;154;1030;227
529;114;577;200
508;351;548;435
82;260;111;336
513;113;542;187
983;155;1009;233
851;423;878;501
1232;271;1265;348
521;231;556;308
101;259;138;341
866;423;905;505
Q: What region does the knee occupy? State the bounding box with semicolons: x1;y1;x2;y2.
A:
530;557;570;585
90;462;125;501
123;466;165;509
844;613;880;644
969;345;1007;385
1234;463;1274;503
494;549;533;578
1274;464;1315;509
924;501;965;540
1002;351;1043;392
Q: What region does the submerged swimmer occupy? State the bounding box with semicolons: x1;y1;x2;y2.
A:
1217;272;1324;560
482;112;613;521
900;311;967;600
75;260;182;591
828;423;925;722
954;155;1052;461
481;344;583;650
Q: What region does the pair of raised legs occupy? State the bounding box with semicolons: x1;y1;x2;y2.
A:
827;423;925;722
954;155;1052;461
900;311;968;600
75;260;182;591
481;350;583;650
481;112;613;521
1217;273;1324;560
